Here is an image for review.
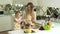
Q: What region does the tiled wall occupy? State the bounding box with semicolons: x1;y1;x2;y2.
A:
13;0;38;6
38;0;60;7
0;0;13;5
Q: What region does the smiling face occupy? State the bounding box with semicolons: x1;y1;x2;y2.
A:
27;5;31;11
27;2;33;13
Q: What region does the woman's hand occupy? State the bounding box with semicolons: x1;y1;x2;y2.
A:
31;19;35;23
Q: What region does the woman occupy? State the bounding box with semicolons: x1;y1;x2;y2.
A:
24;2;36;25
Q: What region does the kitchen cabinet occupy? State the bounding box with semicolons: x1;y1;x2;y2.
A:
0;15;13;32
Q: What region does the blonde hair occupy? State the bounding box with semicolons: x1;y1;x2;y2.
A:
25;10;35;19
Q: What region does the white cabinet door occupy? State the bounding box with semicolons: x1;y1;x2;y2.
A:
0;15;13;32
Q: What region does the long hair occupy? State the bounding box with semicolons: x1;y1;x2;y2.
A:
25;2;35;19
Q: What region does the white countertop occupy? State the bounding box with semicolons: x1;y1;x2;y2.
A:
8;22;60;34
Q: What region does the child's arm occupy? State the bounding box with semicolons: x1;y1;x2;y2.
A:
14;18;21;23
14;19;18;23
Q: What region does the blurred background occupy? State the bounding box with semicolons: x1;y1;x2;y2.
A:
0;0;60;22
0;0;60;33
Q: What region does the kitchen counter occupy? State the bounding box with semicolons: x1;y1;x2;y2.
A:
8;22;60;34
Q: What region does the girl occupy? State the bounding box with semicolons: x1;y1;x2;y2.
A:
14;11;22;30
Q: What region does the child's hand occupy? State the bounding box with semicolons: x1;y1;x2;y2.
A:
20;20;26;24
17;20;22;23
